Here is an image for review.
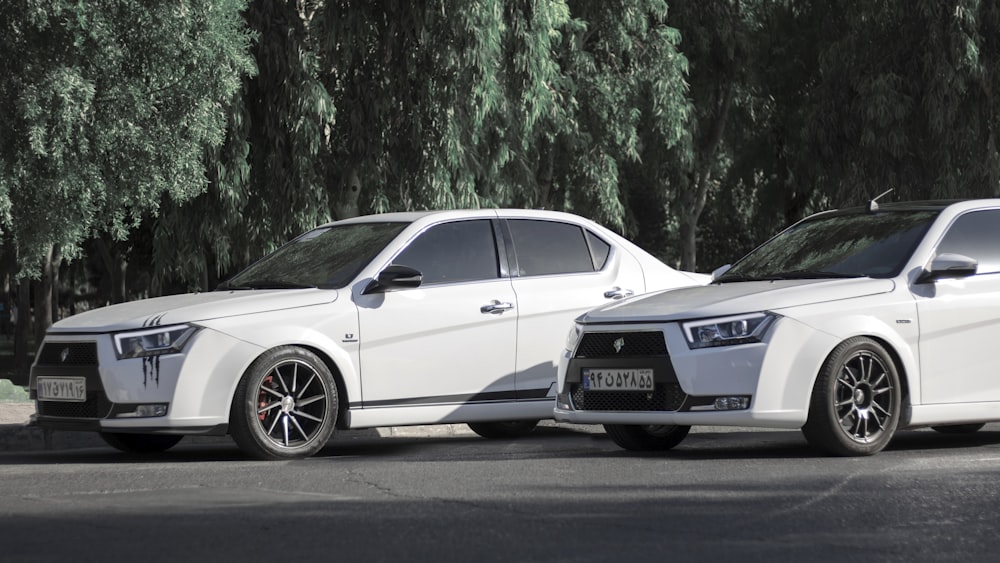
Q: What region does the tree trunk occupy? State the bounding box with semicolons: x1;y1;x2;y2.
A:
335;169;361;220
95;236;127;304
50;244;61;323
677;82;735;272
13;277;31;385
33;244;54;347
0;246;12;340
536;137;555;210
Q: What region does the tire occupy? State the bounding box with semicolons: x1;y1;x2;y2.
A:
802;337;901;456
467;420;539;439
931;423;986;434
230;346;339;460
100;433;183;453
603;424;690;451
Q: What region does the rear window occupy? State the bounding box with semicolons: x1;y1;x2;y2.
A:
509;220;602;276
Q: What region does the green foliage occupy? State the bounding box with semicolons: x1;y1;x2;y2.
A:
153;0;334;291
792;0;1000;203
0;379;29;402
0;0;254;275
9;0;1000;303
316;1;691;232
545;0;691;233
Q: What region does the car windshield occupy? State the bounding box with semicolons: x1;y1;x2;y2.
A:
221;222;409;290
717;209;940;282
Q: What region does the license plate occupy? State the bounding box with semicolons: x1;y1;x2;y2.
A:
37;377;87;402
582;368;654;391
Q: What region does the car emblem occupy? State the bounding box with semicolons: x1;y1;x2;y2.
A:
613;337;625;354
60;347;70;363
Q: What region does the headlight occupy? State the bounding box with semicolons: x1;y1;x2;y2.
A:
682;313;778;349
565;322;583;353
114;325;199;360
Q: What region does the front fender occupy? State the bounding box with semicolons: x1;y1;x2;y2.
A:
200;304;361;411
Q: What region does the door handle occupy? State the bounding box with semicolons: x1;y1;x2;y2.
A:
604;287;634;300
481;300;515;314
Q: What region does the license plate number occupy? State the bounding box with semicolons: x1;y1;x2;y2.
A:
582;368;654;391
37;377;87;402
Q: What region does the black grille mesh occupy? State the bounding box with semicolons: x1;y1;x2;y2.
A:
575;332;666;358
36;342;99;366
36;393;113;419
570;383;685;412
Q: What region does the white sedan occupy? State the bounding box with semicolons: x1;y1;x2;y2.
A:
555;199;1000;456
29;209;706;459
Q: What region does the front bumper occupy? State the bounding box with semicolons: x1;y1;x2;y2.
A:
30;328;263;435
553;317;835;429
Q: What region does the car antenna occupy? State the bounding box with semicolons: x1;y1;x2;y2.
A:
867;188;893;213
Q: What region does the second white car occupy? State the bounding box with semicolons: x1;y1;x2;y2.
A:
556;199;1000;456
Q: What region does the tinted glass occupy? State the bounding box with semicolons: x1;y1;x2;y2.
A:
392;220;499;284
509;220;596;276
935;210;1000;274
719;210;939;281
586;230;612;270
224;222;408;290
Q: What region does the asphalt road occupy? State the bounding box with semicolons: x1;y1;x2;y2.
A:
2;423;1000;562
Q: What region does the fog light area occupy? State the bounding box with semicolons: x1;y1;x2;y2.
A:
556;393;571;410
115;404;169;418
714;396;750;411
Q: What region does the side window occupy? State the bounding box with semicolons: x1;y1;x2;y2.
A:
936;210;1000;274
508;220;599;276
585;230;612;270
392;220;499;284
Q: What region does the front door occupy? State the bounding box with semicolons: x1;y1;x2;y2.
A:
356;219;518;409
916;208;1000;404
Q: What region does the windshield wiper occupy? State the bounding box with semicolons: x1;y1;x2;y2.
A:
765;270;865;280
218;280;317;290
714;274;772;283
716;271;866;283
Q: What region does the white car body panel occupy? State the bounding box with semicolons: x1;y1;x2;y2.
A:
355;279;519;407
30;209;706;448
914;274;1000;404
555;199;1000;451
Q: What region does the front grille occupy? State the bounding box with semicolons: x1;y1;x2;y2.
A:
36;392;113;419
570;383;686;412
36;342;99;366
575;331;666;358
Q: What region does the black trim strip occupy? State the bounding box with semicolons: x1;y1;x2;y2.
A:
357;388;552;409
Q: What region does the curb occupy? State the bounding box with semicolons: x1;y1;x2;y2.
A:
0;420;481;453
0;402;605;454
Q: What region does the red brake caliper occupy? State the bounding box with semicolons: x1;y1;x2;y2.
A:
258;375;274;422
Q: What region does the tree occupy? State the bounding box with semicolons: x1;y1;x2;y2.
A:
153;0;335;292
543;0;691;236
656;0;753;272
797;0;1000;204
0;0;253;378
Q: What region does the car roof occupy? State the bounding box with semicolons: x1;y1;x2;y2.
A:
805;199;1000;221
315;208;604;228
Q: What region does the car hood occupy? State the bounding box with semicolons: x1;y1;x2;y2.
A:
48;289;339;333
579;278;896;323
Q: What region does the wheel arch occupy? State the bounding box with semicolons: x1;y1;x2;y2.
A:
854;334;912;426
227;342;354;430
293;344;352;430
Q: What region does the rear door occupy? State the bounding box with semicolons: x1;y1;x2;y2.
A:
505;218;647;399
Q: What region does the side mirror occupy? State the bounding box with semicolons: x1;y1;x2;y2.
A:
915;253;978;284
363;265;423;294
711;264;732;282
